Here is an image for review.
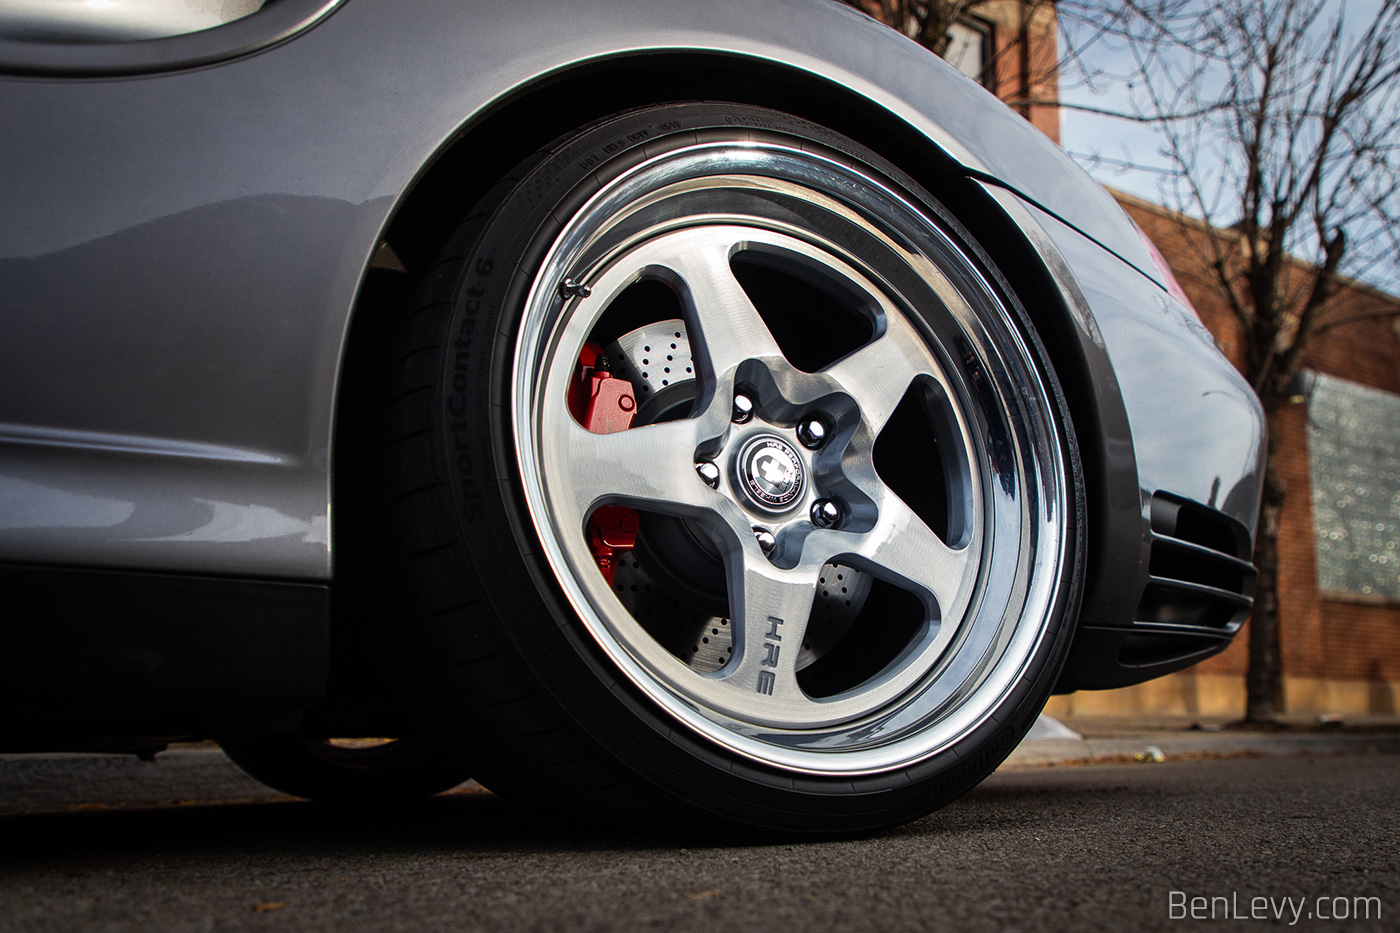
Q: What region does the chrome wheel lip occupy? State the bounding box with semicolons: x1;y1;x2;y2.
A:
511;139;1068;775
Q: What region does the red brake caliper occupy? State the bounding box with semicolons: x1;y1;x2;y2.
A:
569;343;639;585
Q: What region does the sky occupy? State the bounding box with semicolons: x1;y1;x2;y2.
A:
1054;0;1399;294
1057;40;1177;206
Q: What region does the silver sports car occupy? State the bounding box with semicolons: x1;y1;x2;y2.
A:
0;0;1265;834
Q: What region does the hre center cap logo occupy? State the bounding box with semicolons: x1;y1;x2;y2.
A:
740;435;805;511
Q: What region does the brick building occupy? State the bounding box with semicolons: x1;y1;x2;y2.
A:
846;0;1061;141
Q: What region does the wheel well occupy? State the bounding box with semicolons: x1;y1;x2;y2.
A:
329;53;1106;714
382;50;1098;456
377;52;974;277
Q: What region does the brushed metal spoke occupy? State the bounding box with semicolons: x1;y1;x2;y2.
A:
823;312;947;434
852;492;975;619
557;417;712;516
656;230;786;379
715;552;821;709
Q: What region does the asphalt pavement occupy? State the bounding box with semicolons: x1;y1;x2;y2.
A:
1;720;1396;932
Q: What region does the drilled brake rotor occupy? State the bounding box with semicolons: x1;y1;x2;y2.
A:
603;319;873;674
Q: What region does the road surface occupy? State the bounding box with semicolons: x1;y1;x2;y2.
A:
1;749;1395;931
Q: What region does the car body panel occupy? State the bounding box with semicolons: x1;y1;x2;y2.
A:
1016;196;1265;536
1002;197;1265;687
0;0;1263;698
974;184;1264;686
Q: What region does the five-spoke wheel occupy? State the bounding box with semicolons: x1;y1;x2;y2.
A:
383;103;1082;833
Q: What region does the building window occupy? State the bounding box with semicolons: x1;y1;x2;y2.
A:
945;18;992;86
1308;372;1400;601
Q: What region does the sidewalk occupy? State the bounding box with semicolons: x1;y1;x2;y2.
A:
1004;713;1400;769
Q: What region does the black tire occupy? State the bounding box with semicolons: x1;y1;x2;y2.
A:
381;103;1084;835
220;737;469;804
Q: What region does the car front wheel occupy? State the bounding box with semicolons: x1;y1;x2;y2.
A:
382;103;1083;835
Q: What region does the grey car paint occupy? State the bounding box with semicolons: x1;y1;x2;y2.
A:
0;0;1263;634
985;187;1266;628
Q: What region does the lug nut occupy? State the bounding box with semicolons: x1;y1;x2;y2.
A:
810;498;842;529
797;416;829;449
753;527;777;553
695;461;721;489
732;393;755;424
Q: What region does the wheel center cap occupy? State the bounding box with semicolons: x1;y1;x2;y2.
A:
738;435;805;511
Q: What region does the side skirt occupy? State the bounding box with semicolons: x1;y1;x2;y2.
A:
0;564;328;741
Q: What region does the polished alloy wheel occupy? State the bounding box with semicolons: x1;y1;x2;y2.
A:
385;103;1080;831
512;138;1069;774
